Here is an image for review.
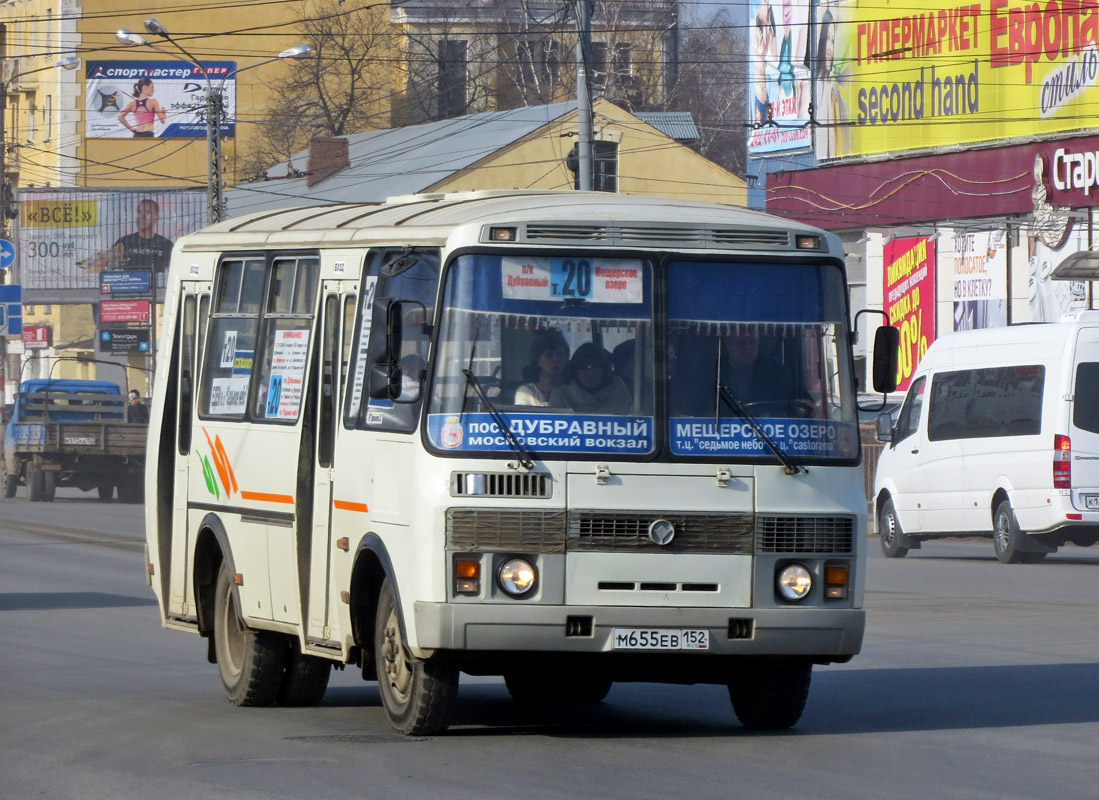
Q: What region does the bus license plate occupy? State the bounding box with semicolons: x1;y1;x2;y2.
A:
612;628;709;651
1086;495;1099;509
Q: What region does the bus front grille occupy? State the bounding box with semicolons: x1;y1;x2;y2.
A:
446;509;566;553
756;516;855;554
568;512;754;554
450;471;552;498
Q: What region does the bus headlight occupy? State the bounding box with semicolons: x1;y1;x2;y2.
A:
776;563;812;602
497;557;537;597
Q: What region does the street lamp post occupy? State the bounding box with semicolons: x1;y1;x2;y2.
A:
116;22;310;225
0;56;80;406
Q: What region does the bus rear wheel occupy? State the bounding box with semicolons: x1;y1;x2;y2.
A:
374;578;457;735
728;657;812;730
213;562;286;707
278;642;331;707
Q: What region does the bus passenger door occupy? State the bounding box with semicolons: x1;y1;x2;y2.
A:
305;283;357;644
170;286;210;617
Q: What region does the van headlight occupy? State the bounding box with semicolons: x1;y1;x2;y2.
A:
776;563;812;602
497;557;537;597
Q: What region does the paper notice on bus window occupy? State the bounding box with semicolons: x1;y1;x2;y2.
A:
501;257;643;303
349;276;378;415
219;330;238;368
209;376;249;415
266;328;310;419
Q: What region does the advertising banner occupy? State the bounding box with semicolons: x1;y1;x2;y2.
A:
811;0;1099;159
98;326;150;354
748;0;814;155
85;60;236;139
100;299;150;323
17;188;205;300
884;236;937;392
1029;223;1088;321
22;325;50;349
952;230;1008;330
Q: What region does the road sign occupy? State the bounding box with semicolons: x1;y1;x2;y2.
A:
99;326;150;354
100;270;152;294
101;299;150;323
0;239;14;270
0;283;22;335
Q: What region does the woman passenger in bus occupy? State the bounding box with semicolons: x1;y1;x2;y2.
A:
550;343;632;415
514;329;570;406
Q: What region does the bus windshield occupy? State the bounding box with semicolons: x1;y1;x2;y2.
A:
427;253;858;462
667;260;858;460
428;253;655;457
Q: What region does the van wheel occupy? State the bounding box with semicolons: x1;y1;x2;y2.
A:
993;500;1028;564
728;657;812;730
213;562;286;706
878;498;909;558
374;577;457;735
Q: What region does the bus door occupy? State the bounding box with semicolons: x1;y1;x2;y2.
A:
170;283;211;617
305;280;358;644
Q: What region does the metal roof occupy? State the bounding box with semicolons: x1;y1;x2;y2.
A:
226;102;578;218
633;112;700;142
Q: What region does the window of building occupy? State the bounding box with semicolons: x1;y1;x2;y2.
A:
26;93;36;145
44;95;51;142
590;41;607;88
438;39;468;118
541;39;561;86
613;42;633;79
566;140;619;193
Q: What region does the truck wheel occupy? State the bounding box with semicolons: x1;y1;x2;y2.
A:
42;470;56;502
213;562;286;707
2;466;16;498
118;482;144;504
374;577;457;735
277;642;331;707
27;463;44;502
728;657;813;730
97;482;114;501
878;498;909;558
993;500;1028;564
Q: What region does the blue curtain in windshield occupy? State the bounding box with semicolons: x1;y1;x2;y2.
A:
667;261;845;323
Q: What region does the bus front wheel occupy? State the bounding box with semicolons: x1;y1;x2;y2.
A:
213;563;286;707
374;578;457;735
728;657;812;730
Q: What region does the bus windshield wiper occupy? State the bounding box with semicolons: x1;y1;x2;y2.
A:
462;369;535;470
717;384;806;476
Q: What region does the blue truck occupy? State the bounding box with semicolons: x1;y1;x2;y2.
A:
1;379;147;502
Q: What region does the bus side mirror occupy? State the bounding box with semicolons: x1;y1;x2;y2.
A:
872;326;900;393
368;297;403;400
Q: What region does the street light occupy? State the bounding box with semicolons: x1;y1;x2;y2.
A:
0;55;80;406
116;22;311;225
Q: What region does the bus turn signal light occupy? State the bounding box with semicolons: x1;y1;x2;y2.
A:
455;559;480;595
824;565;849;600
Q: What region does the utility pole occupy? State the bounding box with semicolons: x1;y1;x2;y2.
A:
574;0;593;191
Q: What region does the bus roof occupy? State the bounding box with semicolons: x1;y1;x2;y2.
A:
178;190;843;258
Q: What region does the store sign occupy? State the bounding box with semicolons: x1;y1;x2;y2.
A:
98;326;150;354
21;325;50;349
101;299;150;323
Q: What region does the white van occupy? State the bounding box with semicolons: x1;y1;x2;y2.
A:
873;311;1099;563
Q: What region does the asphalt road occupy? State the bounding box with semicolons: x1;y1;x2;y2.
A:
2;490;1097;799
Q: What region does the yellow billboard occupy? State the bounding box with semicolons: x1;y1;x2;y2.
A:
817;0;1099;159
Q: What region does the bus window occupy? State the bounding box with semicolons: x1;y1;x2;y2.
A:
201;257;266;419
318;294;340;467
427;253;655;458
178;294;196;455
251;256;319;422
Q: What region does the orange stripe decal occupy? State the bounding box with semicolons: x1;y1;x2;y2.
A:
240;491;294;504
333;500;369;513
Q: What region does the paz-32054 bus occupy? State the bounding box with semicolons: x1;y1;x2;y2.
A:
144;190;895;734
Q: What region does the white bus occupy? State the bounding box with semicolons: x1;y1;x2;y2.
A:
144;190;896;734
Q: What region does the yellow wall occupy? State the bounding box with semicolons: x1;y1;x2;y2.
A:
430;98;747;206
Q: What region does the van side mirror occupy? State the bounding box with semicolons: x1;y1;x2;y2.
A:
872;326;900;393
875;412;894;442
368;297;403;400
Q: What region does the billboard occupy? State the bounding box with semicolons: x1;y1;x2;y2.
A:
884;236;936;392
952;230;1008;331
812;0;1099;159
86;60;236;139
1029;223;1089;321
748;0;814;155
17;188;205;301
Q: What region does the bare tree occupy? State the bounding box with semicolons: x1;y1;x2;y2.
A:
669;8;747;176
238;0;393;180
